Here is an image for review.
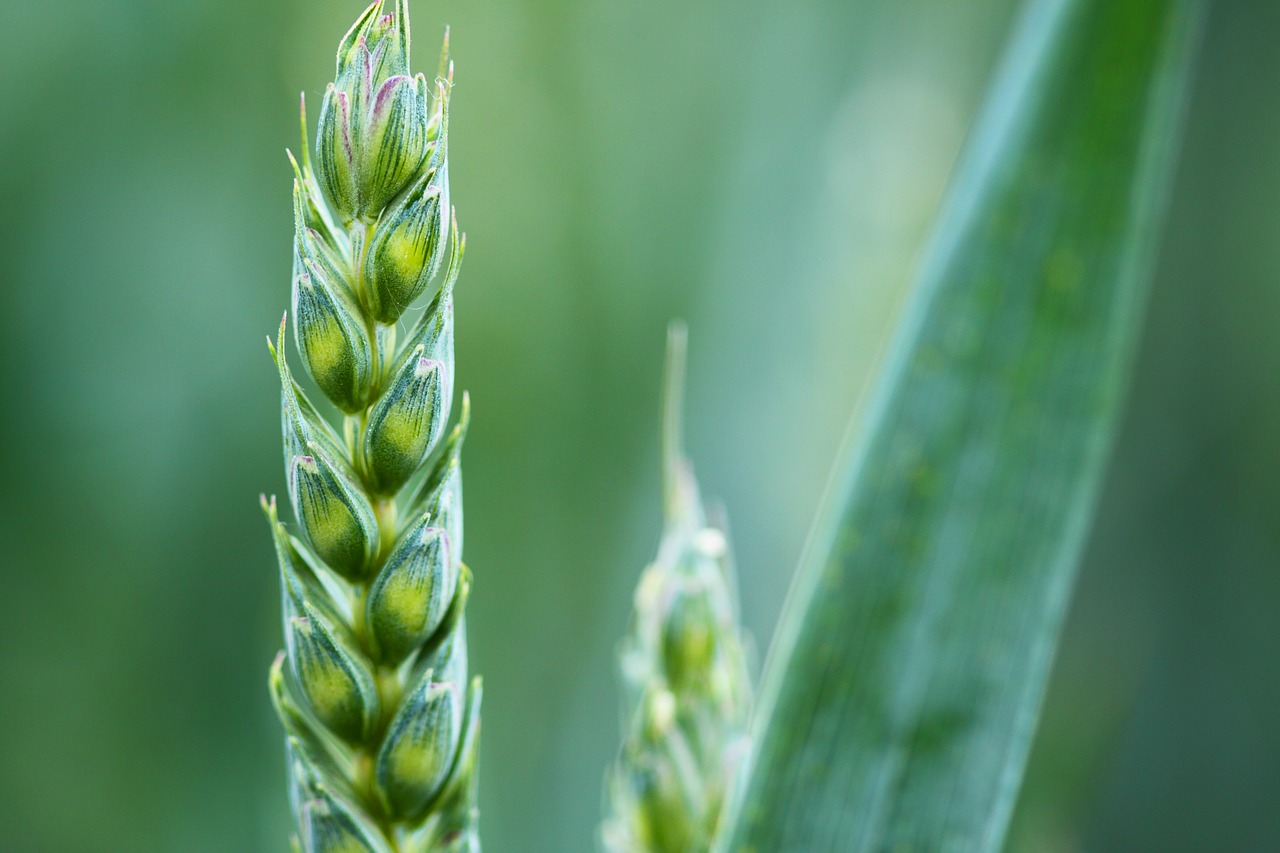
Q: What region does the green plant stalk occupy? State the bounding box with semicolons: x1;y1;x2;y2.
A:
603;323;754;853
262;3;480;851
714;0;1204;850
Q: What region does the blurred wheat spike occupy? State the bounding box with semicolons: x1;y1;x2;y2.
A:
261;3;480;851
602;323;755;853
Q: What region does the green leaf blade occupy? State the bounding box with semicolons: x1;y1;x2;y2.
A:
718;1;1204;850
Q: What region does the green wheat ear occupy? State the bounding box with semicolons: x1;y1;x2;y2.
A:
263;3;480;851
602;322;755;853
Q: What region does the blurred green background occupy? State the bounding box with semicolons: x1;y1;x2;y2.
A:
0;0;1276;850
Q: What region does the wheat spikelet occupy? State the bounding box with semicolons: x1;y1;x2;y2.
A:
261;3;479;850
602;323;754;853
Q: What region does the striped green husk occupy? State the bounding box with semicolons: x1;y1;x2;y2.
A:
263;3;480;851
602;324;754;853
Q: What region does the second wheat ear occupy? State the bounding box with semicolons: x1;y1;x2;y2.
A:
603;322;755;853
262;3;481;851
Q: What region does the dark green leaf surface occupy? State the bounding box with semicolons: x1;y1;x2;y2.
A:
717;0;1204;850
